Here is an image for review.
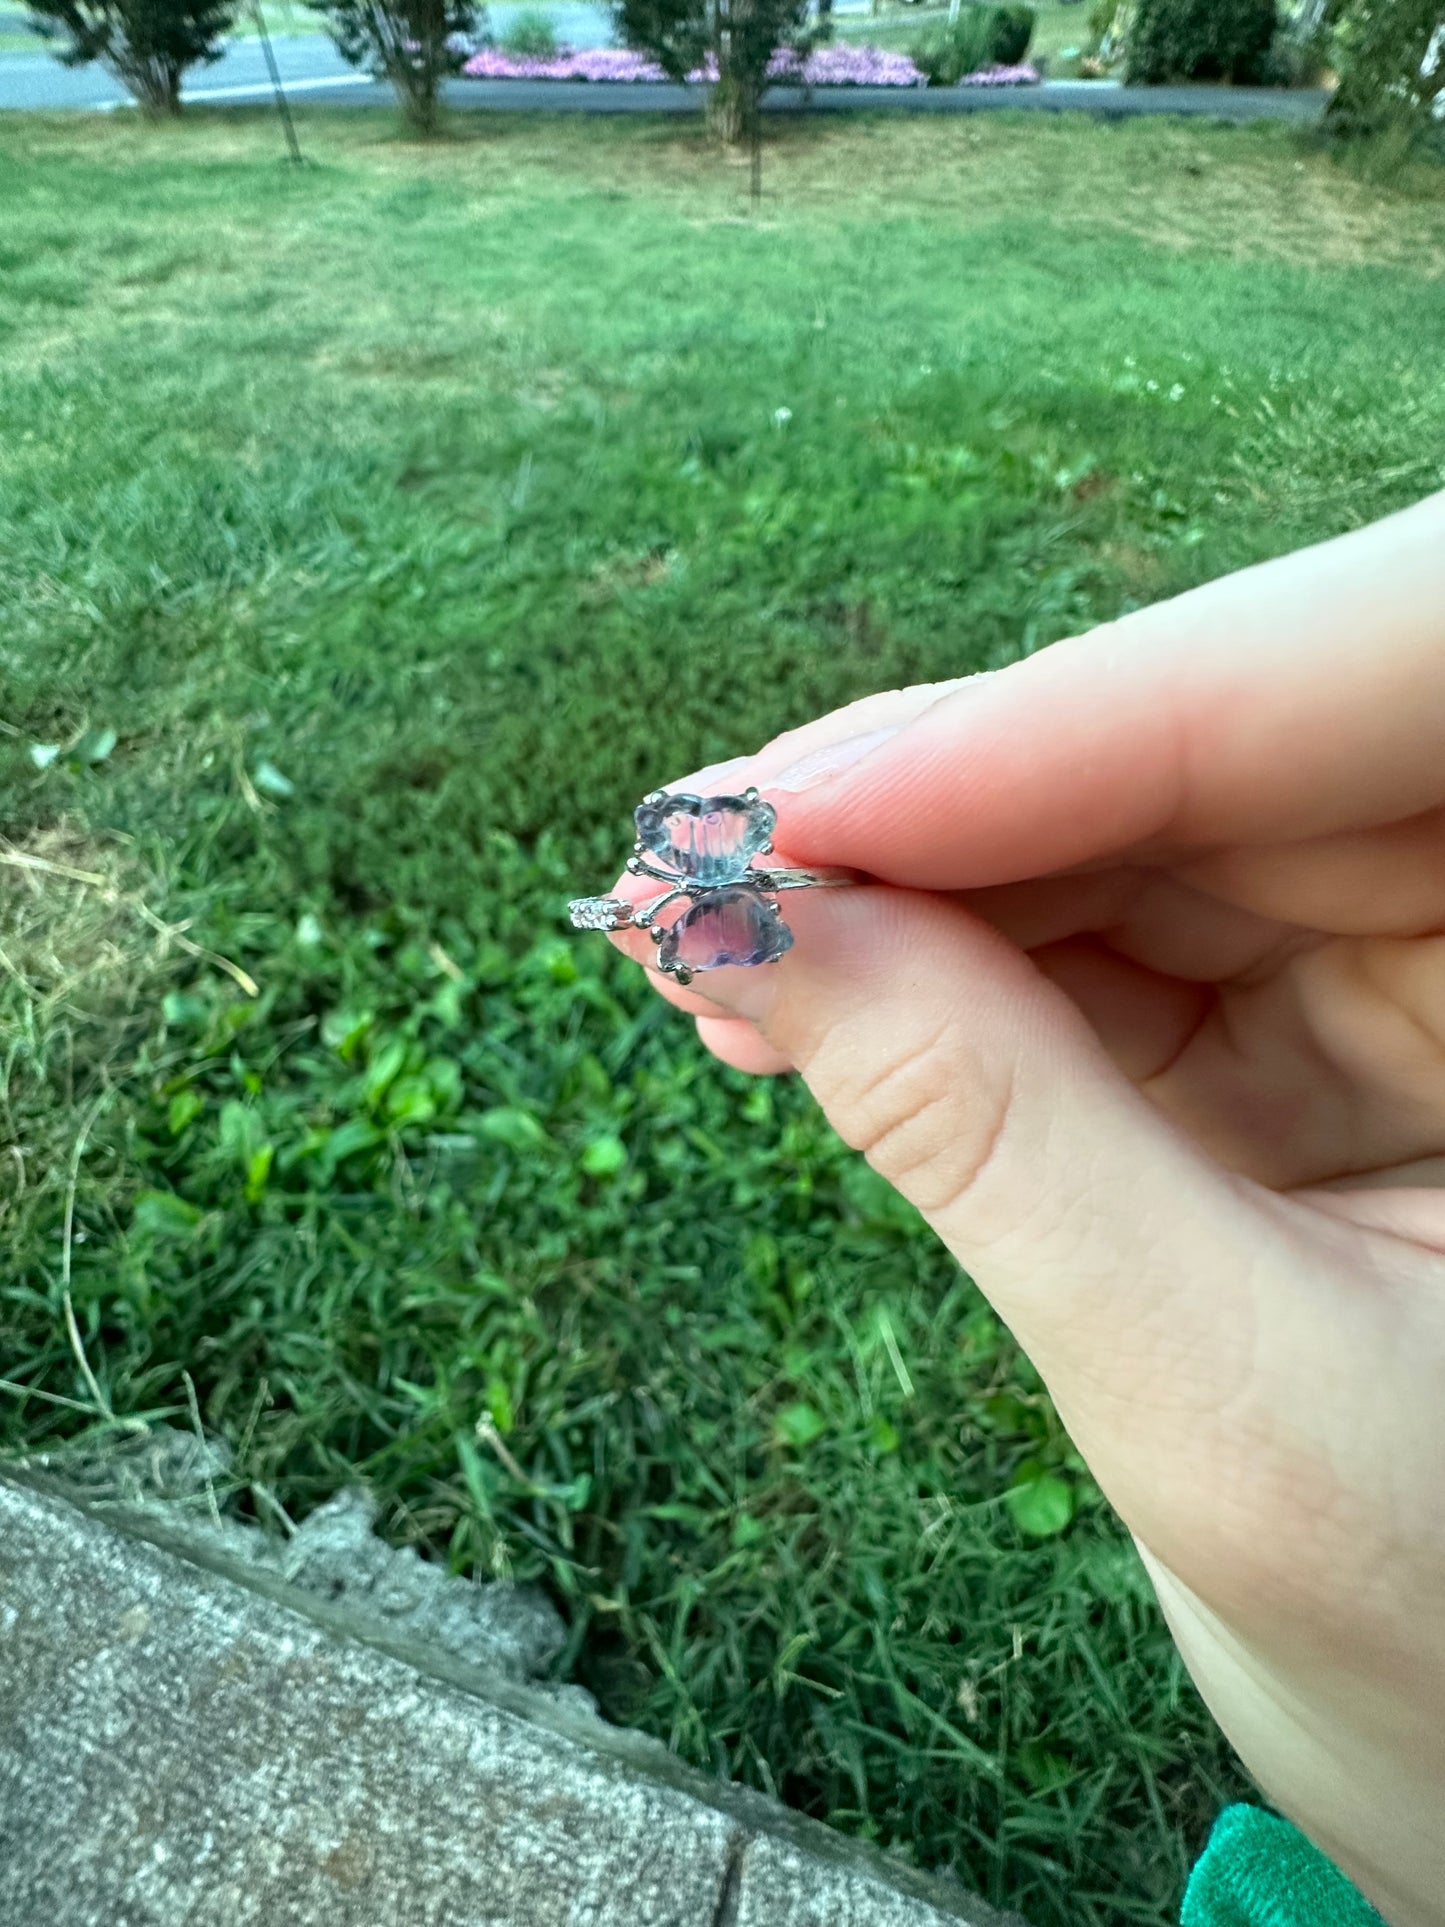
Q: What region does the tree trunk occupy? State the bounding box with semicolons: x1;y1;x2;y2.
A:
116;54;184;114
706;68;749;142
393;56;442;135
706;0;759;146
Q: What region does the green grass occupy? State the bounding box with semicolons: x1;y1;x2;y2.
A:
1026;1;1096;60
2;107;1443;1924
230;2;330;39
835;2;1100;72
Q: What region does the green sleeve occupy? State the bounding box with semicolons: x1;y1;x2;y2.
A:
1182;1806;1386;1927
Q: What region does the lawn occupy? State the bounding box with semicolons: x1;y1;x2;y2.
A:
228;2;330;39
835;1;1096;71
2;107;1443;1925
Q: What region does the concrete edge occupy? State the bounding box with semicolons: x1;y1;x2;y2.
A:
0;1464;1029;1927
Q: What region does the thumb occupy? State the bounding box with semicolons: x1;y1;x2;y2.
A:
684;882;1355;1569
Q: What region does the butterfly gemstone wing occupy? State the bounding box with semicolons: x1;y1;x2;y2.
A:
634;792;776;885
656;885;794;975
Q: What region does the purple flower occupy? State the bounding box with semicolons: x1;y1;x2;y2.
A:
461;43;930;86
957;62;1040;86
792;45;927;86
461;46;670;80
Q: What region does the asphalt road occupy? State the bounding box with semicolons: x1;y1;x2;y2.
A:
2;37;350;109
0;21;1326;119
0;2;616;108
439;76;1327;117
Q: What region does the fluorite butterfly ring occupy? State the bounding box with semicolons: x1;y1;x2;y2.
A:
568;788;857;986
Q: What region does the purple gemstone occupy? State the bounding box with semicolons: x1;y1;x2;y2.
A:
634;792;776;886
656;886;794;974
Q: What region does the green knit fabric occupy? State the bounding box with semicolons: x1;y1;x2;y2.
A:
1182;1807;1386;1927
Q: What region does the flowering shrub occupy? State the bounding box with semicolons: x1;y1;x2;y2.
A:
463;45;670;78
959;60;1041;83
774;44;926;85
460;42;1038;84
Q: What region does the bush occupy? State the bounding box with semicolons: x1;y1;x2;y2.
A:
1261;23;1332;85
315;0;481;134
1088;0;1119;41
498;4;556;55
1123;0;1278;82
990;1;1034;63
26;0;236;113
910;6;994;83
910;2;1031;84
1326;0;1445;140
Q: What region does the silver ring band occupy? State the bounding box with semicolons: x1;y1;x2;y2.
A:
568;865;858;933
751;866;857;893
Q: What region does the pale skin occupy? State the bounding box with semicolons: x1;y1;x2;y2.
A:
609;490;1445;1923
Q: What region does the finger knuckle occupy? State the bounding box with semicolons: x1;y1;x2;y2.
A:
825;1022;1012;1220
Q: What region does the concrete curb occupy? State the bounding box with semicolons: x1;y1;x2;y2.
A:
0;1469;1029;1927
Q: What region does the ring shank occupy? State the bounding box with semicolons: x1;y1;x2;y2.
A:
751;866;861;892
568;868;863;936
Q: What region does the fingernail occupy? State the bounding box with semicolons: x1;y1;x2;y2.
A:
658;754;755;794
769;725;899;793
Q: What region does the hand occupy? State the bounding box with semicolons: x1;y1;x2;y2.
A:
614;492;1445;1924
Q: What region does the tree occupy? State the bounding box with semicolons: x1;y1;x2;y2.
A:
614;0;815;143
1325;0;1445;140
1122;0;1278;84
314;0;480;136
27;0;236;115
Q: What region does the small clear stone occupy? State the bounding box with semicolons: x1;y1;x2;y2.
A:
634;792;776;886
657;886;793;974
569;896;632;932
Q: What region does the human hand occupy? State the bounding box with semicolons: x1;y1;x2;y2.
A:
611;492;1445;1923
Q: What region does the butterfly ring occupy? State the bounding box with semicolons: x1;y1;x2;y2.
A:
568;787;859;986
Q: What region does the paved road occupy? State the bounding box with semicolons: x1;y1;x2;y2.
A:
0;34;355;109
438;76;1327;118
0;4;619;109
0;24;1326;119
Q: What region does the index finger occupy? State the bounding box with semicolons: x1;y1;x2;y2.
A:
739;492;1445;892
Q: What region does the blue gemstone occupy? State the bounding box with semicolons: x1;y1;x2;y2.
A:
657;886;793;974
634;792;776;886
